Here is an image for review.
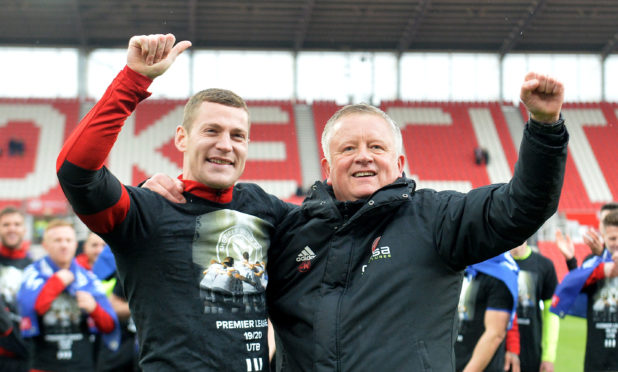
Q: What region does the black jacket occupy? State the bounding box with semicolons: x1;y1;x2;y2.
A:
267;119;568;372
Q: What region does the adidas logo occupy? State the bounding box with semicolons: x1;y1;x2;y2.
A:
296;246;316;262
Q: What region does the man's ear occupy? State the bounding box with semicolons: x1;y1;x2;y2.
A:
175;125;188;152
321;158;332;185
397;154;405;177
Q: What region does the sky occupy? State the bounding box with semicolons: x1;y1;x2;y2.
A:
0;46;616;104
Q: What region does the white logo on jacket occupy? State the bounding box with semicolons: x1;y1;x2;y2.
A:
296;246;316;262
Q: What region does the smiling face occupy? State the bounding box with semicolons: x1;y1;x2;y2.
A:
322;112;405;201
0;212;25;250
176;101;249;189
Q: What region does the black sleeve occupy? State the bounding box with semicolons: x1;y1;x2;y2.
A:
112;274;126;299
0;296;12;335
540;256;559;301
566;257;578;271
485;276;514;313
437;118;568;269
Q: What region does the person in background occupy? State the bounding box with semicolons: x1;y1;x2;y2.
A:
17;220;119;371
509;241;559;372
0;207;32;371
551;211;618;371
455;253;519;372
556;202;618;271
75;232;106;272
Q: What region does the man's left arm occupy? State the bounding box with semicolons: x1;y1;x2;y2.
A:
463;309;510;372
439;73;568;267
540;300;559;372
540;258;560;371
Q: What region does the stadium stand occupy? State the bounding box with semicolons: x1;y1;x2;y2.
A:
0;99;615;217
311;100;341;179
538;241;594;281
519;102;618;225
0;99;80;215
380;101;519;192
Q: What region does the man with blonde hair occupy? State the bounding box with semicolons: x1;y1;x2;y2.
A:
17;220;119;371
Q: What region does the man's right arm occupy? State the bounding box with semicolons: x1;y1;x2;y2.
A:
56;66;153;234
56;34;190;235
33;269;74;315
463;309;510;372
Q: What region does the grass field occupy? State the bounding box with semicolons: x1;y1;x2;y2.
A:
555;315;586;372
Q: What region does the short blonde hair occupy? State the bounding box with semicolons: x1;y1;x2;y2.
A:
43;219;74;241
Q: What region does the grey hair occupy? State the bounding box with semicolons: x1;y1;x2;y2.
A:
321;103;403;163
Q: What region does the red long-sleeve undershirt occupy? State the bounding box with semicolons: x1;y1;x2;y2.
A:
33;275;115;333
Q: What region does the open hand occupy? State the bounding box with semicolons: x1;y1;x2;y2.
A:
555;228;574;260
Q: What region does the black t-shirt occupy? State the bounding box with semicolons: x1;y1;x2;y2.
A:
513;251;558;372
583;276;618;372
456;273;513;372
31;293;97;371
98;184;292;371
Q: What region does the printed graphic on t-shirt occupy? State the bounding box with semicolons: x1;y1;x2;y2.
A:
0;265;23;309
43;293;81;334
592;278;618;323
192;210;270;314
42;293;84;360
458;276;480;325
590;277;618;350
192;210;271;371
516;270;538;324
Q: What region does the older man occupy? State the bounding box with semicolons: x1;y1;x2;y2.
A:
264;74;567;371
149;74;567;371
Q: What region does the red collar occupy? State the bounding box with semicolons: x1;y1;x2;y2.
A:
75;253;92;271
180;176;234;204
0;241;29;260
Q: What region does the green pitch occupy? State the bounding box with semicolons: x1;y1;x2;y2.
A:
555;315;586;372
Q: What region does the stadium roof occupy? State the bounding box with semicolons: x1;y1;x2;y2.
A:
1;0;617;58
